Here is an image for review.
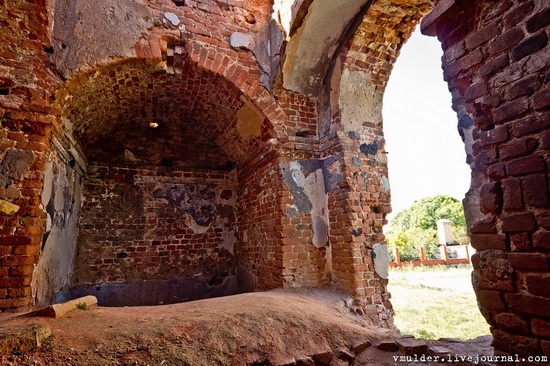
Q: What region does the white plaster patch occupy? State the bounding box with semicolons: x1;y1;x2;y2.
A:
372;243;390;279
230;32;254;50
381;175;390;192
164;12;180;26
339;69;382;132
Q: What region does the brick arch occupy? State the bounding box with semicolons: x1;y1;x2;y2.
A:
54;56;276;167
133;34;288;141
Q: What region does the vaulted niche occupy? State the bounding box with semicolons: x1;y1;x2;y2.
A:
58;58;278;306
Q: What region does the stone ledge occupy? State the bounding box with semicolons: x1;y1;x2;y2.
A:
0;324;51;356
420;0;456;36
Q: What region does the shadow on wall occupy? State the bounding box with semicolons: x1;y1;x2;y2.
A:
69;266;256;307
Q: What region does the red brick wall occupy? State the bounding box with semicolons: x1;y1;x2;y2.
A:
237;148;285;290
425;0;550;357
74;164;237;286
0;0;61;309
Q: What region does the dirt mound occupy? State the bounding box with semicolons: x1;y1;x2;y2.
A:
0;288;492;365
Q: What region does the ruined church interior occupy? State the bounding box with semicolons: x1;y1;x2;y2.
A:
1;0;550;363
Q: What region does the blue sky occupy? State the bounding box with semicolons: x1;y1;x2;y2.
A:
383;27;471;221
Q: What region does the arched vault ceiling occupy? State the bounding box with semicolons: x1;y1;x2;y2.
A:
280;0;434;97
55;59;272;169
281;0;372;96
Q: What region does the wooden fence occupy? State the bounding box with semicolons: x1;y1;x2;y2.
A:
389;244;473;268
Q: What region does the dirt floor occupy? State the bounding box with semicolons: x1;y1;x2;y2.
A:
0;288;494;366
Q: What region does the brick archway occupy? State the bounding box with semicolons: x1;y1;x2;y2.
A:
133;34;288;142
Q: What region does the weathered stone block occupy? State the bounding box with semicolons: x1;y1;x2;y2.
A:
508;252;548;269
505;293;550;317
492;329;541;355
479;53;509;77
466;23;500;49
510;232;531;252
489;27;524;55
534;230;550;252
524;174;549;207
470;234;506;251
533;89;550;110
505;75;540;101
501;178;523;210
494;312;529;335
526;8;550;33
501;212;537;232
476;289;505;311
493;99;528;124
512;31;548;61
506;155;545;176
504;2;535;30
525;274;550;298
479;182;502;213
532;318;550;338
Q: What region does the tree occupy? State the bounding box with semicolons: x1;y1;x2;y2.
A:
386;195;468;261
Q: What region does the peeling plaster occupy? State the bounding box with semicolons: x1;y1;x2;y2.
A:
153;184;217;227
51;0;153;78
281;0;371;96
339;69;382;132
32;140;84;307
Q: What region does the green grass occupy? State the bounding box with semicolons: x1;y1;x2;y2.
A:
388;265;491;340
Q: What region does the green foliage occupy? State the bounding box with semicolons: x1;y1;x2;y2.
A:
407;195;465;230
386;195;467;261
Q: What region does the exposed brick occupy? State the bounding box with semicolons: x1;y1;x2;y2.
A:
506;155;545;176
499;137;538;161
487;163;506;181
526;274;550;297
479;182;502;213
470;216;497;234
464;81;487;101
492;329;541;356
494;313;529;335
534;230;550;252
445;49;483;79
501;212;537;232
476;146;498;165
526;7;550;33
524;174;549;208
479;53;509;77
501;178;523;210
441;41;466;66
533;318;550;338
489;27;524;55
479;125;509;146
510;115;550;138
510;232;531;252
504;1;535;30
508;252;548;269
466;23;500;49
470;233;506;251
533;88;550;110
543;130;550;150
493;99;529;124
511;31;548;62
476;289;505;311
506;293;550;317
505;74;540;101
